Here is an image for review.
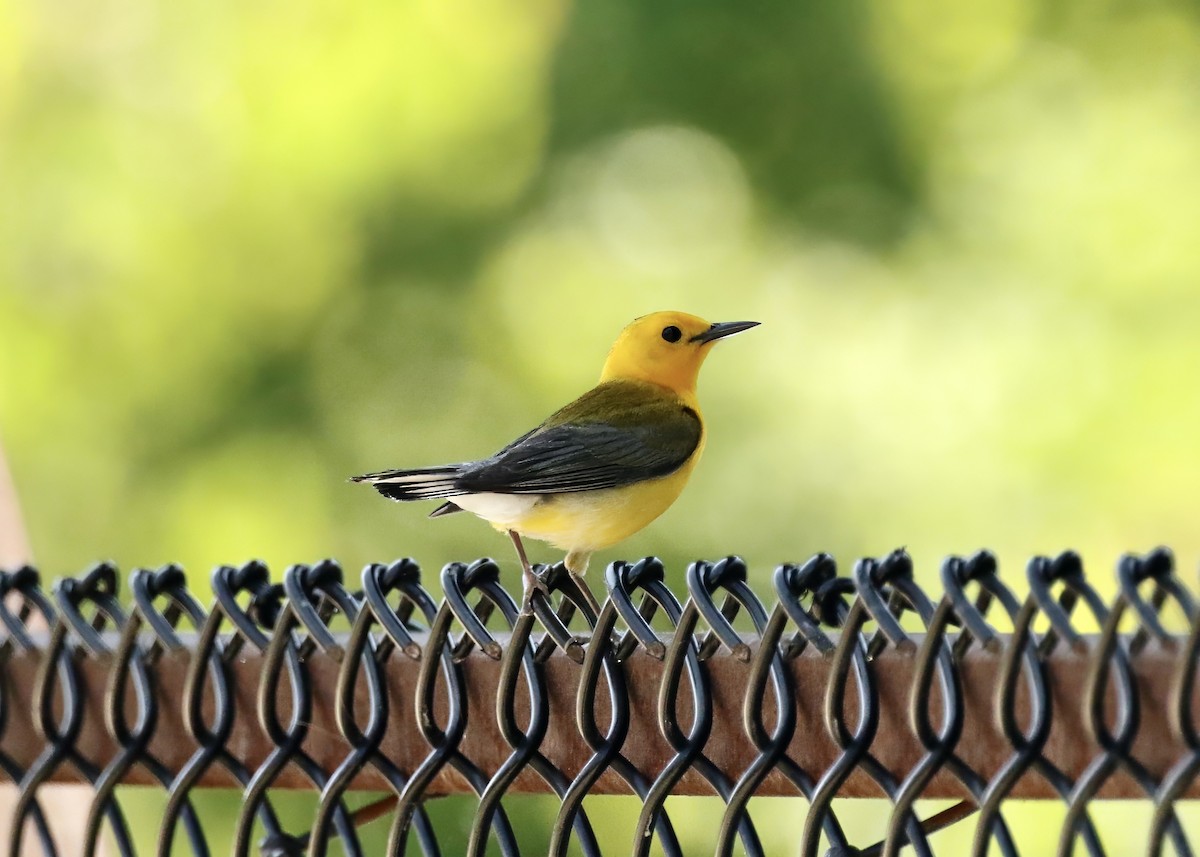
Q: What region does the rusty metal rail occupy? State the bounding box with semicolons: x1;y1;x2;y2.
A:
0;547;1198;856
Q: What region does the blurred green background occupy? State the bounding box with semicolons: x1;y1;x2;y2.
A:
3;0;1200;852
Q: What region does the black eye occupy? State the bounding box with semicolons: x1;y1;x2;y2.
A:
661;325;682;343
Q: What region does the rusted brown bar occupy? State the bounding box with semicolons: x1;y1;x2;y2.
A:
0;633;1189;799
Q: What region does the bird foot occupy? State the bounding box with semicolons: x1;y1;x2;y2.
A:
520;564;553;614
566;569;600;617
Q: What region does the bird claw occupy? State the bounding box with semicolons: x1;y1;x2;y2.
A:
521;565;553;614
564;568;600;617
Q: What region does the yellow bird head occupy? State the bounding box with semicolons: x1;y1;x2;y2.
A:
600;311;759;395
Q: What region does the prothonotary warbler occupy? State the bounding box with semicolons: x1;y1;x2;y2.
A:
352;311;758;610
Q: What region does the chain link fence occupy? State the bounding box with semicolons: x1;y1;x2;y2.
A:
0;547;1197;856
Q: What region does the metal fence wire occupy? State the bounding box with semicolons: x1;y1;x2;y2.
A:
1;547;1199;856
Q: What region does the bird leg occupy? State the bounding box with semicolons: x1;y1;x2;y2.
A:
508;530;549;613
564;550;600;616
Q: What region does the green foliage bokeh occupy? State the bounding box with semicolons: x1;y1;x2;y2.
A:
4;0;1200;852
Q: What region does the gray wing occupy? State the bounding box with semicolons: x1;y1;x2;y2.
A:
456;410;701;495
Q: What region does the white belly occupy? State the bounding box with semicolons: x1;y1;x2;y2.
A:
452;492;540;530
448;468;691;554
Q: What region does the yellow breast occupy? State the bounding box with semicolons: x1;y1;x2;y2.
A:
449;386;708;556
510;449;702;552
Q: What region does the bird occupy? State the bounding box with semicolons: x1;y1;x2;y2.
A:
351;311;758;611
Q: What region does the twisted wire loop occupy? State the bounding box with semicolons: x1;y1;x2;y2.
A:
0;566;58;855
305;558;439;857
941;550;1052;857
803;556;911;857
916;552;1018;857
1068;548;1174;855
233;560;361;857
1102;548;1194;857
1028;549;1187;857
1155;556;1200;857
773;555;861;857
691;557;845;857
809;552;931;857
386;559;515;857
541;559;639;857
552;557;683;857
86;564;208;857
12;563;137;857
162;560;288;857
7;550;1200;856
850;550;988;857
633;558;764;857
465;560;601;857
279;558;383;857
1019;551;1110;857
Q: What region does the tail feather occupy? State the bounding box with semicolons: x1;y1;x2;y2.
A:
350;465;467;502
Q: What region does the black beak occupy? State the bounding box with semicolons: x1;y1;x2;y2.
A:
690;320;761;344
